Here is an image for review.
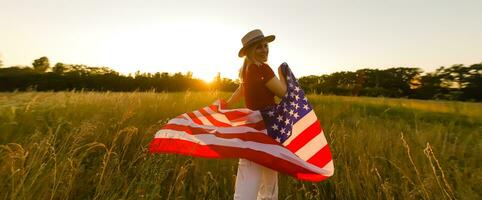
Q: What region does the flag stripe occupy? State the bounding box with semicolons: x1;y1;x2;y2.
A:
295;131;328;161
149;138;331;181
285;120;321;152
282;110;317;146
193;110;213;125
239;120;266;131
306;144;333;173
204;106;232;125
151;130;333;175
186;112;203;125
159;124;279;145
209;102;263;124
195;107;264;129
167;118;267;133
223;110;249;121
181;113;191;120
198;108;231;127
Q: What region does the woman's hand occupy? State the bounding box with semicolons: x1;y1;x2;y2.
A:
278;66;284;78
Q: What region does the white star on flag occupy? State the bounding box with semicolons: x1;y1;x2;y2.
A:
277;115;283;122
293;112;299;119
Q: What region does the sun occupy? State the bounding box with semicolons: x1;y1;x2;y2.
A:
194;71;216;83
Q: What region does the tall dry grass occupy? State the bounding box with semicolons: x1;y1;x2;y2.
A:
0;91;480;199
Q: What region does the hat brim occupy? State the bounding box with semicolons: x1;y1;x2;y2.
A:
238;35;275;57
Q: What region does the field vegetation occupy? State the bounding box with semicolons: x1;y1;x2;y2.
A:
0;91;480;199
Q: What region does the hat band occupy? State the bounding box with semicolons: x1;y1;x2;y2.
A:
243;35;265;47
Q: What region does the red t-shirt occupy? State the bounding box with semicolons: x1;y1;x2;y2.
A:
242;63;276;110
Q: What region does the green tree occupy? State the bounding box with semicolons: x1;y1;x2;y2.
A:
412;72;445;99
32;56;50;72
52;62;66;74
299;75;322;94
462;63;482;101
438;64;469;89
434;64;473;100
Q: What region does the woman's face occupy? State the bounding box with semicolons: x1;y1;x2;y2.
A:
251;41;269;63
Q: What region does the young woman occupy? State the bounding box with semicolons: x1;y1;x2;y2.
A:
226;29;287;200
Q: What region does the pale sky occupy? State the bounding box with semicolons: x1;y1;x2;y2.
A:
1;0;481;81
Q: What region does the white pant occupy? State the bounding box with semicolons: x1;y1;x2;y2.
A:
234;159;278;200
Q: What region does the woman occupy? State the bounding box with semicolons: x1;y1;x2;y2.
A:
226;29;288;200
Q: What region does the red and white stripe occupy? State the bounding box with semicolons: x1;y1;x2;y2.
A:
149;100;334;182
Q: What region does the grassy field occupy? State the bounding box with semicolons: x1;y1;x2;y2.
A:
0;91;480;200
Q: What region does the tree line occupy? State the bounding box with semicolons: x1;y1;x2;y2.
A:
0;57;237;92
0;56;481;101
298;64;481;101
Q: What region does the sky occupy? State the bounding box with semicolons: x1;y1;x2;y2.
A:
1;0;481;81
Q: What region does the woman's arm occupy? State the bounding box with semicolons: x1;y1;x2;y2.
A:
265;66;287;98
226;84;244;107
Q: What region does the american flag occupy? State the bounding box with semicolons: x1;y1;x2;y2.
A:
149;63;334;182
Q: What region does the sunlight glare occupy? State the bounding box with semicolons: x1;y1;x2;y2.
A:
95;20;243;79
194;71;217;83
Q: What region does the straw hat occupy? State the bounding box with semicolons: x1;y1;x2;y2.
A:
238;29;275;57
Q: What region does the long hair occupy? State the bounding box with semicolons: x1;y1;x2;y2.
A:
238;46;256;83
